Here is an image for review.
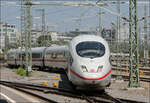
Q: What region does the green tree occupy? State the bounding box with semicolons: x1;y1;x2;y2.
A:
37;35;51;46
9;42;18;49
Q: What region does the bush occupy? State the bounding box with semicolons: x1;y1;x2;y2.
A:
13;67;27;76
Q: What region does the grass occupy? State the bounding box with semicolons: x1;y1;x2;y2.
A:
13;67;27;76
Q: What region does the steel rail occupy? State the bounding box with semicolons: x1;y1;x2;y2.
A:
118;98;147;103
1;82;110;103
102;92;123;103
0;80;80;94
111;74;150;82
0;80;120;103
1;83;58;103
0;80;147;103
0;80;95;103
112;67;150;76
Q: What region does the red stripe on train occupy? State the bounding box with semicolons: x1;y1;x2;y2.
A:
70;69;112;80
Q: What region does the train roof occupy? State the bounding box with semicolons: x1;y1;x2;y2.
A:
70;35;108;46
110;53;129;56
7;49;17;53
9;47;46;54
31;47;46;53
46;45;68;53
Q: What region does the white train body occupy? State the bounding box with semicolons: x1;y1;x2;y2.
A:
67;35;111;89
44;46;68;69
31;47;46;67
7;49;17;65
7;35;111;89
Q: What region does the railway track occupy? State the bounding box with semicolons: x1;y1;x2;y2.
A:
111;74;150;82
0;80;146;103
112;63;150;70
112;66;150;77
111;65;150;82
111;57;150;67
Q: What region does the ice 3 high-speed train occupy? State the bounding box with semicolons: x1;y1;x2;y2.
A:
7;35;111;89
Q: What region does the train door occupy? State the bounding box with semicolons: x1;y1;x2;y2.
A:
15;52;17;66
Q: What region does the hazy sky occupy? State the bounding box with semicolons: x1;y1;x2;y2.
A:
1;0;150;33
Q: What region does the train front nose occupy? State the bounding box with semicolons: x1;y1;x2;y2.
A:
82;73;111;87
70;68;111;88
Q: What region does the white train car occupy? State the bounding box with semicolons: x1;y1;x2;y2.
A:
67;35;111;89
44;46;68;69
7;49;17;66
31;47;46;68
16;49;24;66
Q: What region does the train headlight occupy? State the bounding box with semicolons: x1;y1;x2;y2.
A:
97;66;103;72
81;65;88;72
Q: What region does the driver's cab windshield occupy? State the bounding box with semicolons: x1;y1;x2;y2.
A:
76;41;105;58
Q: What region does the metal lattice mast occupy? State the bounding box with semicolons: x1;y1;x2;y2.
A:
129;0;140;87
4;23;8;60
41;9;46;46
96;0;103;37
116;0;120;53
36;9;46;46
116;0;122;80
117;0;120;43
25;0;32;76
99;7;102;36
42;9;45;31
144;5;148;66
28;5;32;71
20;0;25;67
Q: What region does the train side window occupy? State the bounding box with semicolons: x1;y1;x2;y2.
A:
52;53;57;58
46;53;52;58
57;53;64;58
32;53;40;58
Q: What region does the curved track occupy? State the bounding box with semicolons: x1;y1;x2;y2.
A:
0;80;146;103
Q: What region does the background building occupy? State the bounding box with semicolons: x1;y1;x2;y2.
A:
0;22;19;49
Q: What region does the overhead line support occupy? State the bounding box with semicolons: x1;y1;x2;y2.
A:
129;0;140;87
25;0;32;76
144;5;148;67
